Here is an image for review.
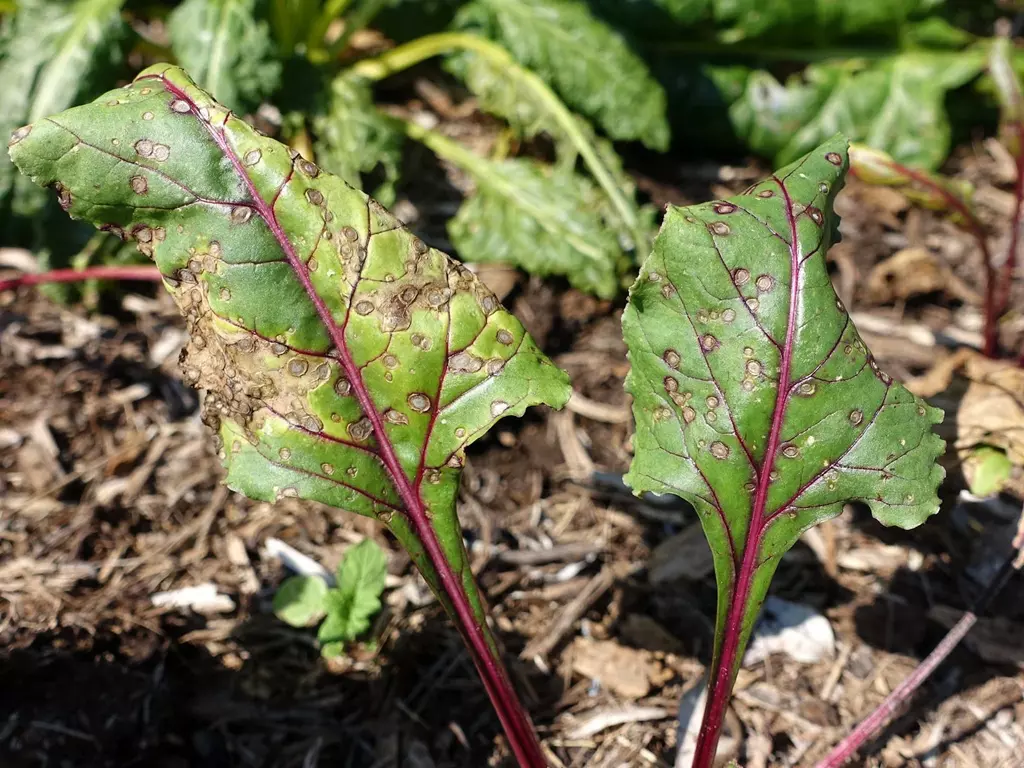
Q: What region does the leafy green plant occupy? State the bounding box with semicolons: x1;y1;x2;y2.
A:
274;537;388;658
9;64;571;767
622;135;945;764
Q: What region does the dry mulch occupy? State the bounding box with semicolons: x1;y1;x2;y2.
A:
2;146;1024;768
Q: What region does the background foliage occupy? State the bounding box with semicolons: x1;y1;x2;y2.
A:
0;0;1012;298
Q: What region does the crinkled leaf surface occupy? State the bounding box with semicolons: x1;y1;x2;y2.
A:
447;155;627;299
9;64;571;643
0;0;128;237
168;0;282;115
624;136;944;699
311;74;403;206
453;0;669;150
731;52;985;171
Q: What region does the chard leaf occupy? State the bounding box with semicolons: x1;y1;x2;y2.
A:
311;74;403;206
406;121;628;299
168;0;282;115
453;0;670;150
623;135;944;756
0;0;128;240
731;52;985;171
9;66;571;733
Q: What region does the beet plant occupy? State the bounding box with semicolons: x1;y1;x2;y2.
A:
622;136;946;765
8;64;570;767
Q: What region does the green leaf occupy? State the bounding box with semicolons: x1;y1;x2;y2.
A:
317;538;388;646
168;0;282;115
0;0;128;245
273;574;329;627
311;74;403;206
453;0;670;150
10;63;571;702
623;135;944;752
964;446;1012;498
730;51;985;170
404;120;628;298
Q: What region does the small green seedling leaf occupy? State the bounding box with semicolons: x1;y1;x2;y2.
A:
273;574;329;627
315;539;388;656
623;135;945;762
965;446;1012;498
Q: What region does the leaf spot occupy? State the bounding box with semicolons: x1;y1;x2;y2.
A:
706;395;719;409
682;405;696;423
806;206;824;226
231;206;252;224
383;354;399;369
849;409;863;426
455;427;467;438
746;297;760;312
408;393;431;413
270;342;287;356
153;144;170;161
219;287;231;301
701;334;719;352
486;358;505;376
451;352;484;373
385;409;408;425
757;189;775;199
713;202;737;215
244;149;262;166
663;349;681;369
306;188;324;206
130;176;148;195
825;152;843;166
648;271;662;282
755;274;775;293
732;268;750;286
797;381;816;396
741;378;755;392
491;401;510;417
664;376;678;393
347;466;358;477
171;99;191;114
654;406;672;423
745;360;762;376
661;283;677;298
342;226;359;241
781;444;800;458
710;441;730;459
135;139;154;157
355;300;374;315
496;329;514;346
721;308;736;323
287;358;308;377
348;417;372;441
334;376;352;396
299;159;319;177
819;182;830;194
708;221;731;236
321;463;335;475
8;125;31;146
705;411;718;424
142;111;154;121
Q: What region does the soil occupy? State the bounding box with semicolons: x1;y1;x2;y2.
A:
2;107;1024;768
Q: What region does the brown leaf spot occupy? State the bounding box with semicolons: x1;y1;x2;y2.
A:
849;409;864;426
713;202;737;215
354;300;374;316
806;206;824;226
450;352;483;373
732;268;750;286
705;395;719;409
745;360;762;376
661;283;677;298
408;393;431;413
342;226;359;242
757;189;775;199
663;349;681;369
496;329;514;346
708;221;731;236
299;160;319;177
701;334;719;352
8;125;31;146
244;149;262;166
321;463;335;475
721;308;736;323
798;381;816;396
384;409;409;425
130;175;148;195
710;441;729;459
152;144;170;161
755;274;775;293
334;376;352;396
825;152;843;166
819;182;830;194
490;401;510;417
348;417;372;441
682;406;696;423
171;99;191;113
287;358;308;377
664;376;678;393
231;206;252;224
305;188;324;205
54;183;72;210
781;444;799;458
746;297;760;312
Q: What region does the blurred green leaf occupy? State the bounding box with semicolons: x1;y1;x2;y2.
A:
453;0;669;150
273;575;329;627
965;446;1012;498
317;539;388;650
312;73;403;205
169;0;282;114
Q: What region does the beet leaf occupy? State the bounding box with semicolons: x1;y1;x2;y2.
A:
622;135;945;765
8;64;570;767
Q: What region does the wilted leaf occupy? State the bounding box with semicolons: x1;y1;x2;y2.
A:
448;156;627;299
273;574;329;627
731;52;985;170
168;0;282;115
623;135;944;750
453;0;670;150
10;63;571;702
312;74;403;206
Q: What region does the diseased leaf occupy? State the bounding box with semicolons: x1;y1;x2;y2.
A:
273;574;329;627
317;538;388;648
453;0;670;150
623;135;944;755
0;0;128;243
168;0;282;115
311;73;403;206
731;52;985;170
9;65;571;739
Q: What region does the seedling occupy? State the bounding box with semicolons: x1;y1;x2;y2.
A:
273;538;388;658
9;65;571;767
623;135;945;765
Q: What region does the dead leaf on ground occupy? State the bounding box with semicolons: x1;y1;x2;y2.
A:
569;637;656;699
867;247;979;304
